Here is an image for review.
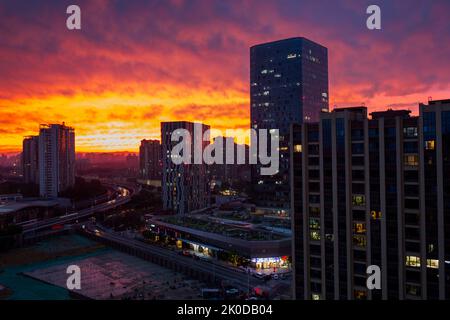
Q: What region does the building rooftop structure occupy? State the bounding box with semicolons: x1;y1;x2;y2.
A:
0;200;59;215
149;216;291;258
370;109;412;119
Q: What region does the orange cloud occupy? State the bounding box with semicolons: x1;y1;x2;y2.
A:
1;0;450;153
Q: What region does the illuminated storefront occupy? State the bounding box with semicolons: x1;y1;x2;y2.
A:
251;256;289;270
180;238;220;259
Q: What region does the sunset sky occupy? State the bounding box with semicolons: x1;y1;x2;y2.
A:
1;0;450;154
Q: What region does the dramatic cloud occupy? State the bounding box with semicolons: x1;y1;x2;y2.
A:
0;0;449;152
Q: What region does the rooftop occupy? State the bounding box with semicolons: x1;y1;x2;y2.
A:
370;109;411;119
157;216;287;241
0;200;59;214
332;106;367;113
250;37;327;50
427;98;450;105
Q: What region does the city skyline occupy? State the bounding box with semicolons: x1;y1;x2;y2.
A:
1;1;450;304
2;0;450;153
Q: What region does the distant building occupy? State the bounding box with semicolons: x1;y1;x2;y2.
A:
290;100;450;300
125;153;139;176
75;158;91;172
0;154;7;167
209;136;250;186
38;123;75;198
139;139;162;180
22;135;39;184
161;121;210;215
250;37;328;214
0;199;59;229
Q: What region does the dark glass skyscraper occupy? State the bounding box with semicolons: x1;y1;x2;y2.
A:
250;37;328;214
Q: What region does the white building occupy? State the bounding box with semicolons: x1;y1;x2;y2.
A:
38;123;75;198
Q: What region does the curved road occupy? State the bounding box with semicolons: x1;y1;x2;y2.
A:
22;183;138;236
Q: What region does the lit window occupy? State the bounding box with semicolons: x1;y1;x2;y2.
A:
309;218;320;230
353;223;366;234
352;195;366;207
427;259;439;269
353;235;366;248
404;155;419;166
406;256;421;268
261;69;268;74
425;140;435;150
371;210;382;220
287;53;297;59
294;144;302;153
354;290;367;300
403;127;418;137
310;230;320;241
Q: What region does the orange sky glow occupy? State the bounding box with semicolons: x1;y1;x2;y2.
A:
1;0;450;154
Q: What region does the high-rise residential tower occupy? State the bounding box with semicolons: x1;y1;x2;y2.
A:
38;123;75;198
139;139;162;180
250;37;328;215
290;100;450;300
161;121;210;215
22;135;39;184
